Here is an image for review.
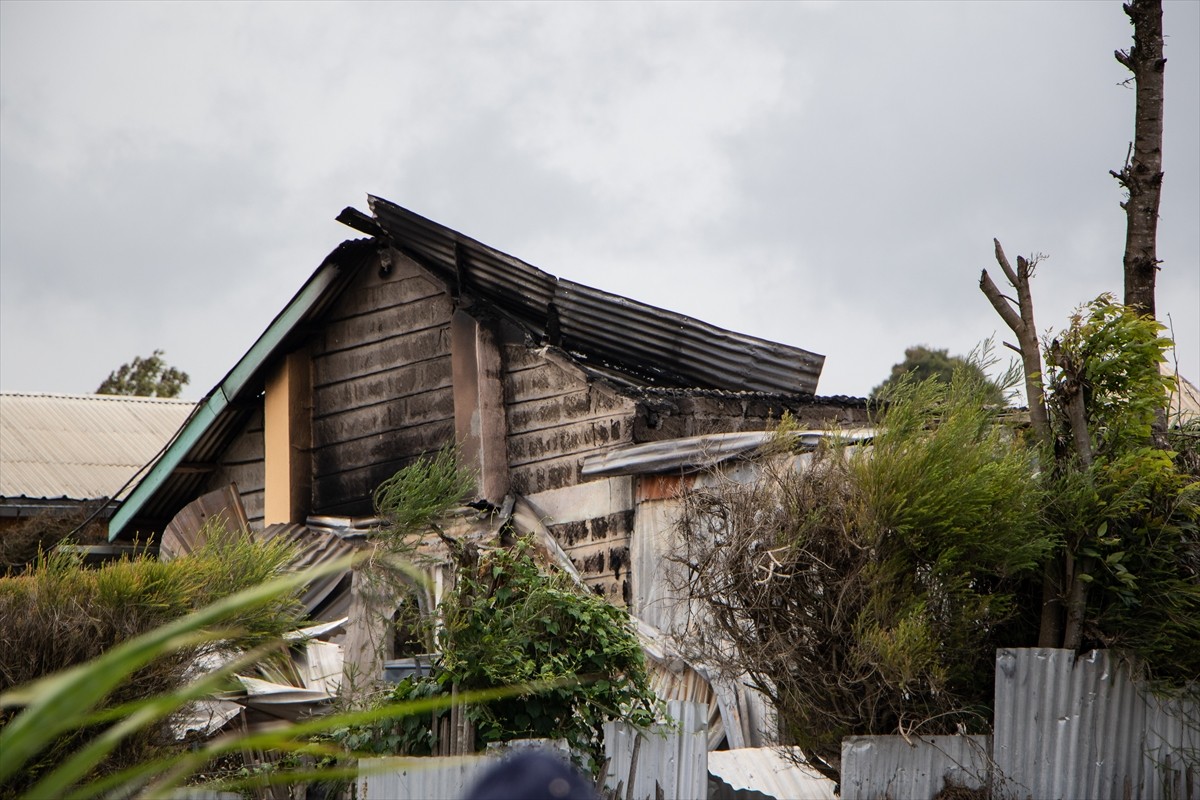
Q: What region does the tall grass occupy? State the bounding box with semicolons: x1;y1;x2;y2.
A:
0;525;304;796
1;549;556;799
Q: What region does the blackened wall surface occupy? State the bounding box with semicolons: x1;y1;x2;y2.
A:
310;252;455;517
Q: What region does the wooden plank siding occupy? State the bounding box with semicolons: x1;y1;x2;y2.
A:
310;253;456;517
503;344;640;603
203;409;266;530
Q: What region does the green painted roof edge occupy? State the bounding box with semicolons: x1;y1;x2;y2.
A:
108;259;349;540
108;392;226;539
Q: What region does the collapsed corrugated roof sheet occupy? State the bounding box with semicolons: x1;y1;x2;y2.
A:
581;428;876;478
0;392;195;504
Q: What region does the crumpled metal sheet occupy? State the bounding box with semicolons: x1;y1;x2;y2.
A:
708;747;836;800
582;429;875;477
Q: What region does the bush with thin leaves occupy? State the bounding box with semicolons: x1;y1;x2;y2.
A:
673;364;1050;781
0;551;574;800
373;446;476;542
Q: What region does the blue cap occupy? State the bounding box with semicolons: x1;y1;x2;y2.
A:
463;750;599;800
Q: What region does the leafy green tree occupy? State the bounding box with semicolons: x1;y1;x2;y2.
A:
1038;296;1198;673
872;345;1005;405
96;350;189;398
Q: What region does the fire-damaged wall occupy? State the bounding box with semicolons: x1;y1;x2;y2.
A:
204;409;266;529
179;247;865;607
309;252;455;517
504;345;640;603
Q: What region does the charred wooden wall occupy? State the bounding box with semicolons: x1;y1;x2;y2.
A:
504;346;639;604
310;252;455;517
204;408;266;530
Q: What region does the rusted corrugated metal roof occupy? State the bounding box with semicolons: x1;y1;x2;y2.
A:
366;196;825;395
0;392;195;502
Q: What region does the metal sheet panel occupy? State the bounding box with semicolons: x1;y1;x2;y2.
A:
604;700;708;800
841;735;992;800
0;393;194;501
708;747;837;800
583;429;874;478
993;647;1200;800
259;523;358;615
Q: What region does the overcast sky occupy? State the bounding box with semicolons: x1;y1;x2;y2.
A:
2;1;1197;401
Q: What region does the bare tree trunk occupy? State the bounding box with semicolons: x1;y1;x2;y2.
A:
1049;341;1096;651
979;242;1051;450
980;240;1063;647
1113;0;1166;317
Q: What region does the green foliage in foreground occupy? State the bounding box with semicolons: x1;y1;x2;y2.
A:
0;527;303;797
0;550;539;800
328;539;659;773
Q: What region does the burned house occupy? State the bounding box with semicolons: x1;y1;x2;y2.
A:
109;196;865;603
107;197;867;757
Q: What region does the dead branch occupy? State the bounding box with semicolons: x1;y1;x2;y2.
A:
979;240;1051;451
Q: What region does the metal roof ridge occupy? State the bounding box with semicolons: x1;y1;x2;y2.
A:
0;391;197;404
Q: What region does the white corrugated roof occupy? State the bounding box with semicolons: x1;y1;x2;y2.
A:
0;392;195;502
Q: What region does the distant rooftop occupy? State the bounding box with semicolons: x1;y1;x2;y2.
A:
0;392;196;505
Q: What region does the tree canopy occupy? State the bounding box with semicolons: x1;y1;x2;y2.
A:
871;345;1005;405
96;350;189;398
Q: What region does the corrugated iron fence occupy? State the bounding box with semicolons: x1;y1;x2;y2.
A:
843;648;1199;800
356;701;710;800
603;700;708;800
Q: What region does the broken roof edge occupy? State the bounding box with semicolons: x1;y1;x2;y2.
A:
108;239;374;540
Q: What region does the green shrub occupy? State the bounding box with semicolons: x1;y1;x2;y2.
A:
373;445;476;543
441;540;658;766
327;539;659;773
0;524;303;797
